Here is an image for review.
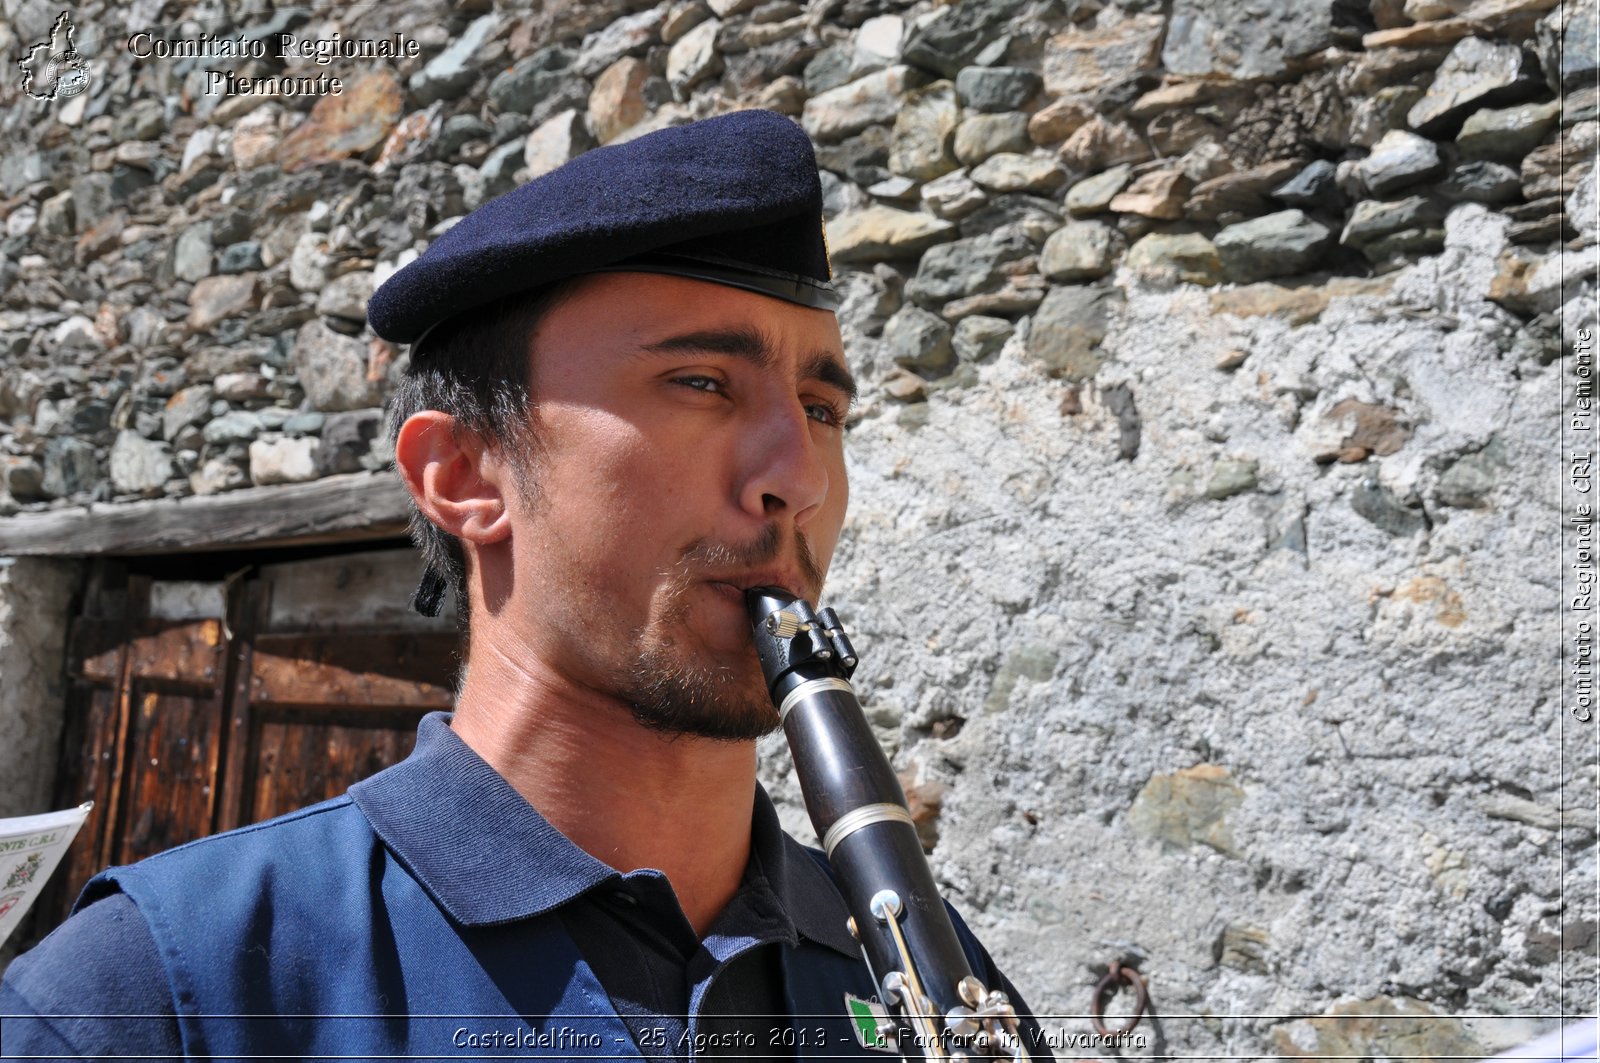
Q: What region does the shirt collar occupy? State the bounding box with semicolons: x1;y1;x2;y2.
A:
349;712;618;926
748;783;860;958
350;712;860;957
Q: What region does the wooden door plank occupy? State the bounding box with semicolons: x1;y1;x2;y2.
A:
98;637;134;877
248;709;424;823
42;683;122;921
70;620;126;684
216;581;268;836
41;561;134;929
125;620;226;685
249;633;458;708
115;686;226;866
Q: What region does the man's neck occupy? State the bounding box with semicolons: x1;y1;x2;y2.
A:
450;643;759;937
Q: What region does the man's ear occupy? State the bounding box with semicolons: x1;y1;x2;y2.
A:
393;411;514;545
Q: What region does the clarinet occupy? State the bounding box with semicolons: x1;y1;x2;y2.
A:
746;588;1034;1061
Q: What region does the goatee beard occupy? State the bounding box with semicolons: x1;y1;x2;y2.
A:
622;524;821;741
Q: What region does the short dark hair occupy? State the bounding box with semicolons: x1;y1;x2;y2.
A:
385;281;576;628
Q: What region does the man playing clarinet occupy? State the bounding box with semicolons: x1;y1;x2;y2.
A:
2;110;1048;1061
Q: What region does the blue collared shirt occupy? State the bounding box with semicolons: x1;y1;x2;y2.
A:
350;713;864;1059
3;713;1044;1060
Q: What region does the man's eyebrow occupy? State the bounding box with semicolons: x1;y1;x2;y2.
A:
641;326;773;368
802;351;858;406
639;327;858;405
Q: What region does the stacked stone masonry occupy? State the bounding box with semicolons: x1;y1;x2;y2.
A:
0;0;1594;1054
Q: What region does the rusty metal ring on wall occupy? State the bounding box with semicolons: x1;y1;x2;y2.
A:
1089;961;1148;1038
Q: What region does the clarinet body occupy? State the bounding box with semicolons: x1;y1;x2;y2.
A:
745;588;1033;1061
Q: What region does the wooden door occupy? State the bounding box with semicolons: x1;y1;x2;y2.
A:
40;547;460;934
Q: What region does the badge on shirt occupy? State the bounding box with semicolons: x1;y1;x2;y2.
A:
845;993;897;1053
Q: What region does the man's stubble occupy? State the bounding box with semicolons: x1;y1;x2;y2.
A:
502;419;826;742
624;524;823;742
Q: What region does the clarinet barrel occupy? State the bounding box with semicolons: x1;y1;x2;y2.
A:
745;588;1033;1062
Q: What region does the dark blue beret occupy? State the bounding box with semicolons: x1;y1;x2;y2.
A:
367;109;837;346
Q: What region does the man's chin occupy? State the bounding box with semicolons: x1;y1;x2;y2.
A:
624;644;779;742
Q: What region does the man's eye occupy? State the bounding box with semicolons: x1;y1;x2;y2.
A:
675;375;724;394
806;401;847;427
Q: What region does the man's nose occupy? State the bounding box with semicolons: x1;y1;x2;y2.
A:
739;403;831;527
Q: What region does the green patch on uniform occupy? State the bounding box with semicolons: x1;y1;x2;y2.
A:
845;993;896;1053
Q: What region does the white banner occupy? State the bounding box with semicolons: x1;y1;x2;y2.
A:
0;803;93;949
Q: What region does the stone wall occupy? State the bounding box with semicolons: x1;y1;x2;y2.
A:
1;0;1595;1053
0;557;80;969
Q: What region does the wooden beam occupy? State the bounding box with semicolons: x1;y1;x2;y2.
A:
0;471;413;557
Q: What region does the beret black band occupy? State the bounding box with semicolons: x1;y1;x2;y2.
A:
586;252;841;312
